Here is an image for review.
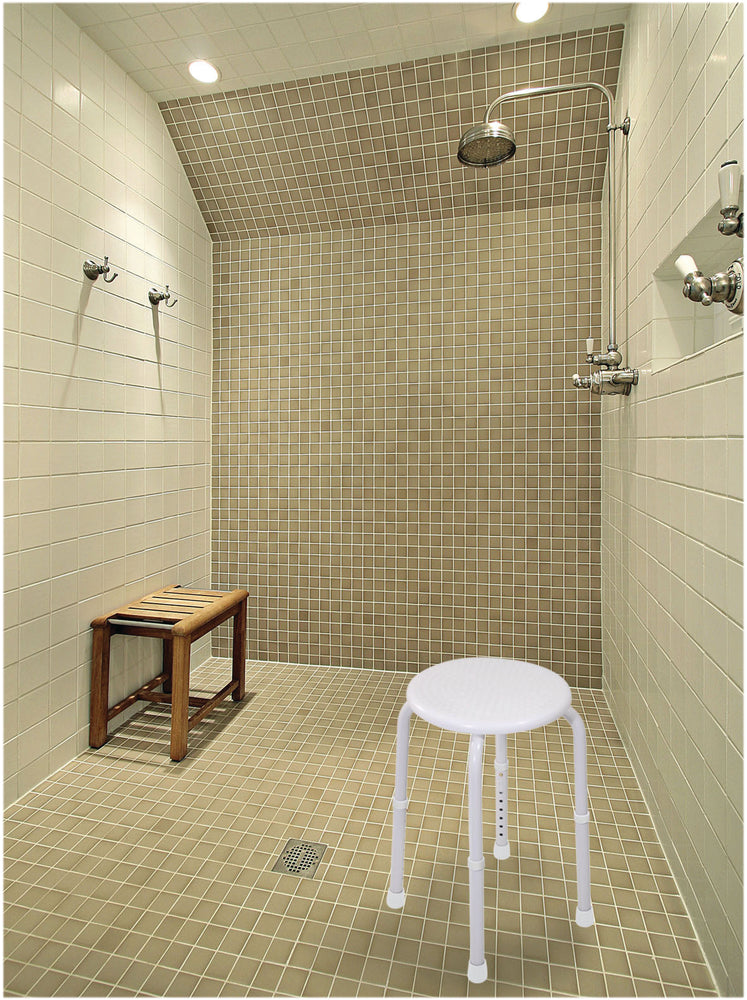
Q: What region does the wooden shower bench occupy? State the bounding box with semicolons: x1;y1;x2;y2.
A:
90;585;248;761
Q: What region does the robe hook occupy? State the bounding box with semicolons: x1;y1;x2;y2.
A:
83;255;118;283
148;285;178;308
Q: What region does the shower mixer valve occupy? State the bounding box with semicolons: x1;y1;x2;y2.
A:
572;365;639;395
572;336;639;396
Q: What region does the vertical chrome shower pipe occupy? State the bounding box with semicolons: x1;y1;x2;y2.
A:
484;82;624;356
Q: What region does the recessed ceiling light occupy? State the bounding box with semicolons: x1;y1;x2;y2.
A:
188;59;220;84
513;1;550;23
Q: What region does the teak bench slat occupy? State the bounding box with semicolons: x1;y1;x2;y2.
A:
137;593;213;604
90;585;248;761
110;609;186;623
139;600;214;611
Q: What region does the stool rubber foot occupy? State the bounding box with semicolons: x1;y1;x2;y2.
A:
493;842;510;860
467;960;488;984
387;889;406;909
575;906;595;927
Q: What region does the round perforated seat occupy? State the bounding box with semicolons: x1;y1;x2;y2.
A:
386;656;595;985
406;656;572;735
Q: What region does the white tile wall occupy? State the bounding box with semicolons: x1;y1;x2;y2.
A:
604;4;743;994
4;4;212;803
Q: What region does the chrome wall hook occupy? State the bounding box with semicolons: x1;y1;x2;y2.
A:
83;255;118;283
148;285;178;308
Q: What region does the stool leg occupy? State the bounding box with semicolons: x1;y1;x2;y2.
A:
467;734;488;984
89;623;111;748
563;707;595;927
493;733;510;860
387;703;413;909
170;636;191;762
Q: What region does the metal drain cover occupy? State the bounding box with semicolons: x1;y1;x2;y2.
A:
271;839;327;878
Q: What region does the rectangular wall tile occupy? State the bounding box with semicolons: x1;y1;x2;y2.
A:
4;4;212;804
604;5;743;993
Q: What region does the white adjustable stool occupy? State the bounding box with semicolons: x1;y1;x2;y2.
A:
386;657;594;984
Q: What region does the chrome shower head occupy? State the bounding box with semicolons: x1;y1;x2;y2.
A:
457;120;517;168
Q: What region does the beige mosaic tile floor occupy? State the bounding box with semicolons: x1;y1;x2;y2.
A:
5;659;716;998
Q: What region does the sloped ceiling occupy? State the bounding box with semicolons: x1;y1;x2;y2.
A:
61;2;629;103
160;24;625;239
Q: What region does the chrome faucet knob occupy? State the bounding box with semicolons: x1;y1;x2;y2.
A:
681;272;712;304
676;254;714;304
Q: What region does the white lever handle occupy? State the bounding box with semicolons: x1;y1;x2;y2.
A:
675;254;699;278
719;160;740;211
585;337;595;354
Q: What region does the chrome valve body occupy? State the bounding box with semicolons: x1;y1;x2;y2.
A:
572;368;639;396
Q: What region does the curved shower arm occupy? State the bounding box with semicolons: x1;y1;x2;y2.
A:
481;81;628;356
483;81;617;127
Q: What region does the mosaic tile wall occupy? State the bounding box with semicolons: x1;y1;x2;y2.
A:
161;25;624;239
212;203;602;684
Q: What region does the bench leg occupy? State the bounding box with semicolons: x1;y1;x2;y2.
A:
89;623;111;748
162;638;173;694
170;636;191;762
232;599;247;701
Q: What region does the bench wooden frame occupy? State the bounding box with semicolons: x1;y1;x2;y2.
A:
90;585;248;761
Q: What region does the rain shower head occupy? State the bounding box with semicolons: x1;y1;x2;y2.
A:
457;120;517;168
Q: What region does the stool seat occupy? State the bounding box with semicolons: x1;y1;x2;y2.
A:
406;656;572;735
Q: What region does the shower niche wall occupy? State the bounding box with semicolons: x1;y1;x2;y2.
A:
652;195;744;371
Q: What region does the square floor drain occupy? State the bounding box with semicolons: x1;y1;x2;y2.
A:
271;839;328;878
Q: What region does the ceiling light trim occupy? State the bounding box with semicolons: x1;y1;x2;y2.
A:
188;59;221;84
513;2;550;25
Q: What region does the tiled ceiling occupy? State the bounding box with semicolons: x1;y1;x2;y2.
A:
161;24;625;239
61;2;629;103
